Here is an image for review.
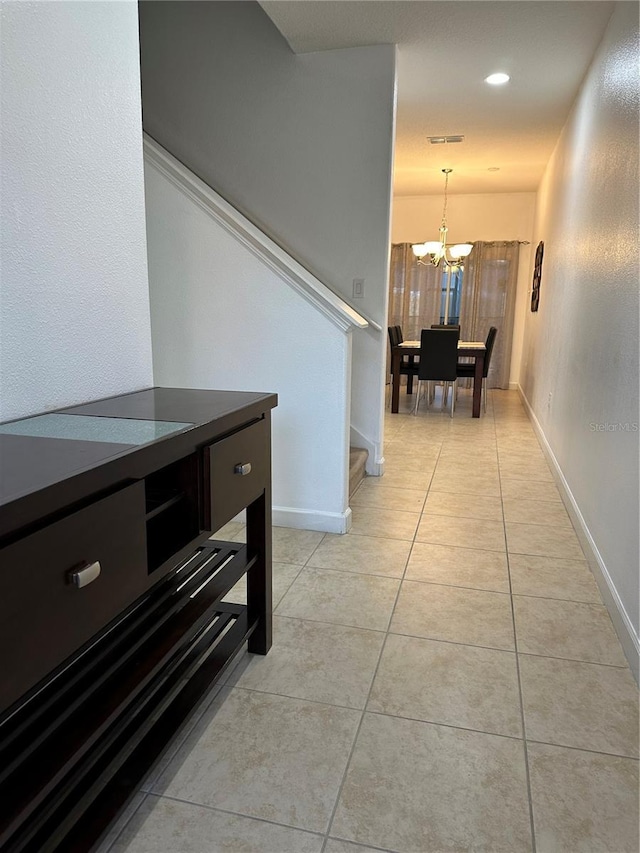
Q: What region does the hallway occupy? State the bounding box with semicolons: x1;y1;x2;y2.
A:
104;390;638;853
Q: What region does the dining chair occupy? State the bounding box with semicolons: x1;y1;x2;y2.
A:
456;326;498;413
388;325;419;394
414;328;460;417
430;324;461;331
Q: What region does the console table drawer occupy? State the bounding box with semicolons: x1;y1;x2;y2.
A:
205;419;268;531
0;482;147;713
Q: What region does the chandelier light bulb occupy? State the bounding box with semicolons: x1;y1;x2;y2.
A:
449;243;473;259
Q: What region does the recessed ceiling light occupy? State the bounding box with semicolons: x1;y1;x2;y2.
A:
485;72;510;86
488;167;500;172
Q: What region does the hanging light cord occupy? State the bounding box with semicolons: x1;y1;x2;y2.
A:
440;168;451;231
411;168;473;266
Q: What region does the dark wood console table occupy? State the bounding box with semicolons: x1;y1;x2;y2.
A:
0;387;277;852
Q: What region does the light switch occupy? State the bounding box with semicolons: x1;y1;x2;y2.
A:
353;278;365;298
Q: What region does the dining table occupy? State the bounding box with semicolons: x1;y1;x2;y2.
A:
391;340;487;418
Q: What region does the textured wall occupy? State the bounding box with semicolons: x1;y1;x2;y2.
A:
0;1;153;421
139;1;396;469
520;2;639;639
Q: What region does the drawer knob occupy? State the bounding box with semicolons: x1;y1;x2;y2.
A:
234;462;252;476
69;561;101;589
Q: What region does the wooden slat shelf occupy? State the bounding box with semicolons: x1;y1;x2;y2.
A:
0;542;256;853
44;605;252;853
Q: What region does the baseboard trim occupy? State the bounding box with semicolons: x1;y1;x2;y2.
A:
517;384;640;682
508;381;519;390
272;505;352;534
350;425;384;476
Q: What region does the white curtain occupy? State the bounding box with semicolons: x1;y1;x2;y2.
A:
388;241;520;389
388;243;441;340
459;241;520;389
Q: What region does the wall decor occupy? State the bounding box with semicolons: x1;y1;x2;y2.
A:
531;240;544;311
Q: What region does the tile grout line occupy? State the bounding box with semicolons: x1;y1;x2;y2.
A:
495;393;539;853
142;791;328;840
522;738;640;762
318;418;447;852
317;549;410;853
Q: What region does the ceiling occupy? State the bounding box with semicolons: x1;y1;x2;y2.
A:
259;1;614;195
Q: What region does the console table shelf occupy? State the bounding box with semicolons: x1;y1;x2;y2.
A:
0;388;277;852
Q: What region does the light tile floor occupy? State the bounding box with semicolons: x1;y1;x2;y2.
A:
103;389;638;853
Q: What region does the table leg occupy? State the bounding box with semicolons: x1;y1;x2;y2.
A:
472;353;484;418
246;490;272;654
247;413;273;654
391;349;401;413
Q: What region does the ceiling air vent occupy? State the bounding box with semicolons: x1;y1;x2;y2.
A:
428;135;465;144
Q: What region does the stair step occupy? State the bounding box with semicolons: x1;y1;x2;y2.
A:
349;447;368;498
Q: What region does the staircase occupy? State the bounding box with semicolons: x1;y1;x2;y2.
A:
349;447;368;497
144;136;370;534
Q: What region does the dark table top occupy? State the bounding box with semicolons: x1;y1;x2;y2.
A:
63;387;275;425
0;387;277;535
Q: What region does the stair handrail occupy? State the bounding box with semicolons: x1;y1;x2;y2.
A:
144;134;380;333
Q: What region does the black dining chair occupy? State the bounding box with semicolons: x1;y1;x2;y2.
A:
456;326;498;413
414;328;460;417
388;325;419;394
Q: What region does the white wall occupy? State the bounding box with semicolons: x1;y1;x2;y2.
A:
138;1;396;472
520;2;639;666
0;1;153;422
392;193;536;386
145;158;353;533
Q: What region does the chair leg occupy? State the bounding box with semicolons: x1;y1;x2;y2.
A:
413;381;421;415
483;377;487;413
442;382;454;409
407;374;414;395
451;380;456;418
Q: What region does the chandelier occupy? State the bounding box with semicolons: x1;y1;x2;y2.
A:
411;169;473;267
